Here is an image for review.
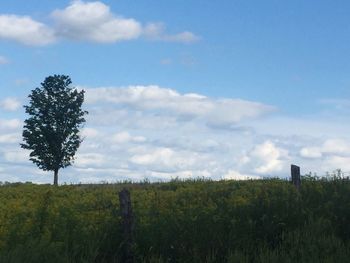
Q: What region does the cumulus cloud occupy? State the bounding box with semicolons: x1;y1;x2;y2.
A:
322;139;350;155
3;150;29;163
325;156;350;171
0;119;22;150
300;147;322;159
51;0;142;43
130;147;175;166
0;98;21;111
75;153;107;168
84;85;275;128
129;147;197;170
112;131;146;144
299;138;350;173
300;138;350;159
240;141;290;175
0;15;55;46
85;86;212;114
1;83;350;183
32;85;281;182
81;127;99;139
0;119;21;130
0;133;21;144
0;1;199;45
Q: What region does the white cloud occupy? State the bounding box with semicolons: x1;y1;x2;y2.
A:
325;156;350;171
0;119;21;130
2;83;350;183
128;146;205;175
300;138;350;159
3;150;29;163
0;98;21;111
0;56;8;64
85;86;212;115
299;138;350;173
0;133;21;144
322;139;350;155
241;141;290;175
81;127;99;138
143;23;200;43
300;147;322;159
84;86;275;128
75;153;106;168
112;131;146;144
0;1;199;46
206;99;275;127
130;147;174;166
0;15;55;46
51;0;142;43
129;147;196;169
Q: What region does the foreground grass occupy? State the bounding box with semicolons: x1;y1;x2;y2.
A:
0;177;350;262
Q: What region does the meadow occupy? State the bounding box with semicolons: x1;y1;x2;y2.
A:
0;175;349;262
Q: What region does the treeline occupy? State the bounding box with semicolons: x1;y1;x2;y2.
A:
0;177;350;262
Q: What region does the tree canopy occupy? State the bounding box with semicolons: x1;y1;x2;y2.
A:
21;75;88;185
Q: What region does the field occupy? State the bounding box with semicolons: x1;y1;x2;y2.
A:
0;176;350;262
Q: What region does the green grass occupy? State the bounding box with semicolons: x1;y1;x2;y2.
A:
0;177;349;262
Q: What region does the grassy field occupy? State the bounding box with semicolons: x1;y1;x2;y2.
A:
0;176;349;262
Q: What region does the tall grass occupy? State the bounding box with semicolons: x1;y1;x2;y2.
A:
0;177;349;262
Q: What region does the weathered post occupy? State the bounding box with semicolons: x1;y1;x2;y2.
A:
291;164;301;191
119;188;134;263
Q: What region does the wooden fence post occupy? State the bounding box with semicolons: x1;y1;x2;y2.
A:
291;164;301;191
119;188;134;263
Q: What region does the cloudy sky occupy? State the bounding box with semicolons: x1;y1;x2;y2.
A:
1;0;350;183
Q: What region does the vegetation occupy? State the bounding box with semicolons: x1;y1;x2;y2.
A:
0;176;349;262
21;75;88;186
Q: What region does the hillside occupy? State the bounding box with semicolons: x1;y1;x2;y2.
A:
0;177;350;262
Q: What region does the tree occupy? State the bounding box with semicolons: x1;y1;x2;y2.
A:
21;75;88;186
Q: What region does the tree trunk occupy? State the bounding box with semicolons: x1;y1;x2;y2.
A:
53;168;59;186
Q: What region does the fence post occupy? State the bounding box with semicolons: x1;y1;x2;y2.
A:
119;188;134;263
291;164;301;191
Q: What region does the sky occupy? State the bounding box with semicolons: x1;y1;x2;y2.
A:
1;0;350;183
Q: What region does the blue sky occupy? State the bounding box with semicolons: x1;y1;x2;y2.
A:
1;0;350;183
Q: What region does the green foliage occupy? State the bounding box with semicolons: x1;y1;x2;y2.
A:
21;75;88;185
0;178;350;262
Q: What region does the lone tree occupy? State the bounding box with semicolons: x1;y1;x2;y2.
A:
21;75;88;186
